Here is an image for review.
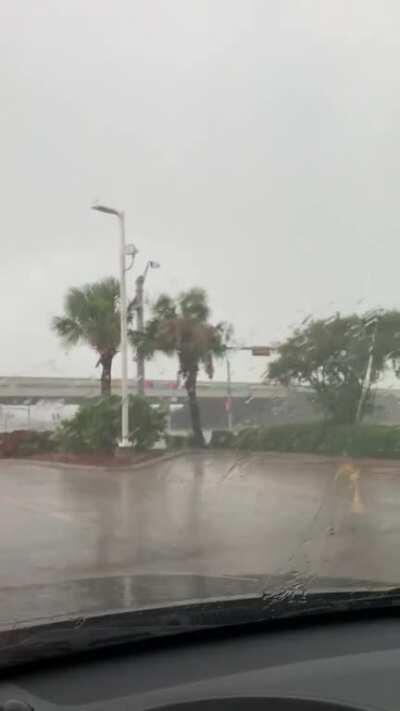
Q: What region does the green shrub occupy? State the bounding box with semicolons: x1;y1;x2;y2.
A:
165;433;189;450
17;430;57;456
0;430;57;458
54;396;166;453
131;399;167;450
235;426;263;450
258;423;325;453
233;422;400;459
320;424;400;458
210;430;237;448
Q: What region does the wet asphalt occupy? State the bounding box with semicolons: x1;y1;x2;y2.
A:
1;450;400;624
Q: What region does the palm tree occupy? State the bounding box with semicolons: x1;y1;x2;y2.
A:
131;287;230;446
52;277;132;396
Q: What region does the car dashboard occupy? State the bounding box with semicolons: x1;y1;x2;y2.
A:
1;614;400;711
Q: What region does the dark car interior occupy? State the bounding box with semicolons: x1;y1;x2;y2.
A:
2;610;400;711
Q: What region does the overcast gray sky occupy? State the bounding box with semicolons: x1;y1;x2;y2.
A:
2;0;400;383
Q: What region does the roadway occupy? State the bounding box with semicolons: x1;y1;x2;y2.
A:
0;451;399;625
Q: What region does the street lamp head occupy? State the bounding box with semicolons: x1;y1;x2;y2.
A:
91;203;121;217
125;243;138;256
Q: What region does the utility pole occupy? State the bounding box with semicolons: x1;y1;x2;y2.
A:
226;355;233;430
135;273;145;396
356;316;379;423
134;260;160;396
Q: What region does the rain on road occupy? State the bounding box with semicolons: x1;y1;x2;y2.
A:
0;451;399;623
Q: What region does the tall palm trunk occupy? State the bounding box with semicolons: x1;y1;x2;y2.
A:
99;353;113;397
185;369;205;447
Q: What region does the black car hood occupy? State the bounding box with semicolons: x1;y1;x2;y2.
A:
1;571;396;628
1;572;399;672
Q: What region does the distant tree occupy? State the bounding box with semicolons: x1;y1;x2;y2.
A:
52;277;133;396
267;311;400;424
130;287;230;446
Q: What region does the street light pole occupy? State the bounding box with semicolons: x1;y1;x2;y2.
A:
135;272;145;396
92;204;137;448
118;211;130;446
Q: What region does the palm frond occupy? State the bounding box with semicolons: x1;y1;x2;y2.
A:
152;294;177;320
52;277;123;357
132;287;231;381
178;287;210;322
51;316;83;347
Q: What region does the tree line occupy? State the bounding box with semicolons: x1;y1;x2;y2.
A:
52;278;228;447
52;277;400;445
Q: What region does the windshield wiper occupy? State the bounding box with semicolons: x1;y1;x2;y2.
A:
2;586;400;671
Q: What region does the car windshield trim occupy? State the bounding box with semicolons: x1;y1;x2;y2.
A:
2;586;400;672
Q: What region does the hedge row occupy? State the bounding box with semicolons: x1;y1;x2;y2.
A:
165;433;189;450
0;430;56;458
210;424;400;458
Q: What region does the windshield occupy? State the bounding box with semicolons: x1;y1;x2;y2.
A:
2;0;400;644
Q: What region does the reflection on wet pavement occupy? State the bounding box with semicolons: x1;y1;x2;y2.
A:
0;451;399;623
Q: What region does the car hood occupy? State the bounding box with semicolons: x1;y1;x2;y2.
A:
1;571;397;627
1;572;399;671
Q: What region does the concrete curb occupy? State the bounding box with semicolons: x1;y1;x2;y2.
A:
3;450;192;472
122;449;193;471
